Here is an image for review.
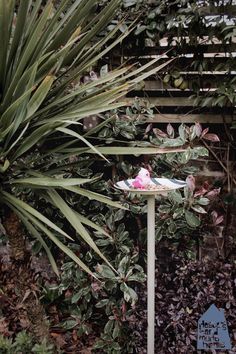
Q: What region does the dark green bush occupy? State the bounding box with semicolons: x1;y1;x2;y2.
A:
42;207;146;353
132;256;236;353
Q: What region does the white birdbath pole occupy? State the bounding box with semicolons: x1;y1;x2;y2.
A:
115;177;186;354
146;194;156;354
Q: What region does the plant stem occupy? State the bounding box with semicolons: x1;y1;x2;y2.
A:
202;140;236;185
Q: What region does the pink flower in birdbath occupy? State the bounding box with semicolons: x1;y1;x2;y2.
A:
132;168;151;189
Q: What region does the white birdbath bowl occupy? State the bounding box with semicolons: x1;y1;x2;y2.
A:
115;177;186;354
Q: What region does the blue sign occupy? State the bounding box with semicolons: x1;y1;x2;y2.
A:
197;304;231;350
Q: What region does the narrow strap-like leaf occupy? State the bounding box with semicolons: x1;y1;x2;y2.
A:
35;67;128;117
1;87;35;130
0;0;15;90
4;123;29;157
12;124;52;160
2;1;53;110
25;75;54;120
63;0;121;65
35;102;125;127
6;0;31;74
78;146;187;155
56;127;109;162
12;177;95;187
76;211;111;238
1;191;73;240
64;186;128;210
4;62;38;145
47;0;95;53
14;209;59;277
48;190;117;273
18;206;96;278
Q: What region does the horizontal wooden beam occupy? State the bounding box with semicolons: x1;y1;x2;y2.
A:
158;36;236;46
130;80;234;94
113;53;236;61
121;44;236;56
143;114;233;124
125;97;194;107
110;56;236;72
196;169;225;178
140;79;231;91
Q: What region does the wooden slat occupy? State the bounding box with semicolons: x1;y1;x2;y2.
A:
114;53;236;61
111;56;236;72
144;114;232;124
196;169;225;178
125;97;194;107
132;80;233;93
122;43;236;56
158;36;236;46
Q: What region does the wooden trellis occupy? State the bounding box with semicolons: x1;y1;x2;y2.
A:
104;0;236;125
110;35;236;124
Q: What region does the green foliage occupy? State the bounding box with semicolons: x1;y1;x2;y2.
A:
155;188;205;243
12;331;33;353
0;335;13;354
41;205;146;353
148;122;219;148
0;332;53;354
193;75;236;109
0;1;229;351
34;114;222;351
101;121;221;253
0;0;172;276
31;340;54;354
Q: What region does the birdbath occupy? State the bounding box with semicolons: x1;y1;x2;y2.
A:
115;177;186;354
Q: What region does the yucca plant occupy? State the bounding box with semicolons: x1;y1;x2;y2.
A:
0;0;171;339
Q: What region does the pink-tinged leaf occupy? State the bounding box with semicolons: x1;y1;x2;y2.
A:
146;164;152;173
215;215;224;225
202;133;220;142
145;123;153;135
195;122;202;137
167;123;174;137
194;188;208;197
211;210;218;222
200;127;209;137
206;188;221;199
194;182;209;197
90;71;98;80
186;175;196;191
153;128;168;138
83;75;90;84
211;211;224;226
